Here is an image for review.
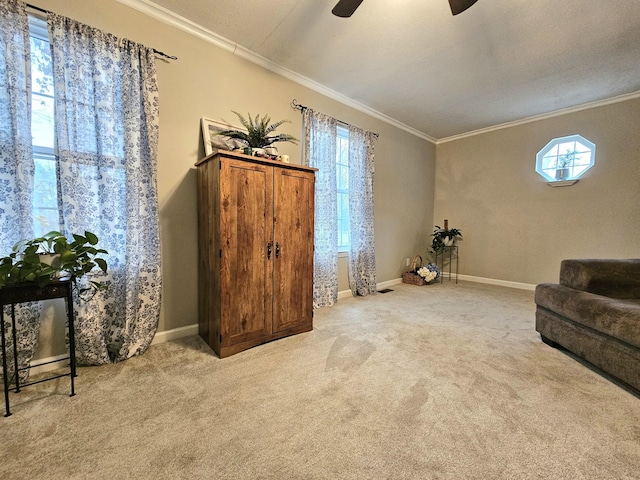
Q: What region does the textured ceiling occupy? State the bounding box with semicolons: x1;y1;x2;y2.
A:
146;0;640;141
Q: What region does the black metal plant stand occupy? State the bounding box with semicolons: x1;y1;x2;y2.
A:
435;245;459;284
0;279;76;417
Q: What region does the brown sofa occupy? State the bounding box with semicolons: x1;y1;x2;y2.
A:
535;259;640;392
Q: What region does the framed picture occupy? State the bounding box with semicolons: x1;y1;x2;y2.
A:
201;117;246;156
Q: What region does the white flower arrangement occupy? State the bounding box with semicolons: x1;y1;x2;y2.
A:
417;266;437;283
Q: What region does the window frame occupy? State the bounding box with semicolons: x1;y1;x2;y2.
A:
336;124;350;253
536;134;596;184
29;14;60;236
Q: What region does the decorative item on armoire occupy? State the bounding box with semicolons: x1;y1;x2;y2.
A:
201;118;247;156
201;112;299;159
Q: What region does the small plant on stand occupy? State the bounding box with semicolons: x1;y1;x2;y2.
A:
430;220;462;254
0;231;108;301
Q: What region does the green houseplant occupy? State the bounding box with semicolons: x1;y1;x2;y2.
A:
0;231;108;300
430;225;462;253
214;111;299;149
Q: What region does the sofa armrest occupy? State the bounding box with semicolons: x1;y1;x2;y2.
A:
560;259;640;299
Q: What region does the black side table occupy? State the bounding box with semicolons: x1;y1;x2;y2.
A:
0;279;76;417
435;245;459;284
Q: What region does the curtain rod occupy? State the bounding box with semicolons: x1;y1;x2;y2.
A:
291;99;379;138
25;3;178;60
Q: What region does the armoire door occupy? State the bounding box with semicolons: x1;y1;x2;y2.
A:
219;158;274;346
272;166;315;333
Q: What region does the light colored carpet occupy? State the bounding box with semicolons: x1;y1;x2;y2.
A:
1;281;639;479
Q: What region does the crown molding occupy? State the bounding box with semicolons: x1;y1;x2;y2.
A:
117;0;639;146
437;90;640;144
115;0;436;144
115;0;236;53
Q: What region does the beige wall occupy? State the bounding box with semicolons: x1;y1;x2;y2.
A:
34;0;435;343
435;98;640;285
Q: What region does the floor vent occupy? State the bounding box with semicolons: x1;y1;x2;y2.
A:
378;288;394;294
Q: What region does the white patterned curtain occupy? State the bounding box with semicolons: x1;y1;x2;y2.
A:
48;14;162;364
0;0;41;382
303;108;338;308
348;126;377;296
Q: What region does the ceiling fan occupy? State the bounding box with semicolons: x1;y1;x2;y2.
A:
332;0;479;17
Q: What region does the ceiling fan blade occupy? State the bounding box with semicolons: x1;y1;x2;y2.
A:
332;0;365;18
449;0;479;15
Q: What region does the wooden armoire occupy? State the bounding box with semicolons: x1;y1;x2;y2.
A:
195;150;316;358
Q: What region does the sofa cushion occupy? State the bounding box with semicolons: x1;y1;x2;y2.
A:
535;283;640;350
560;259;640;299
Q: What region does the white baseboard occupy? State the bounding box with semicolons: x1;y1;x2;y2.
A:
338;277;403;298
29;353;70;376
150;323;199;345
28;324;200;375
377;278;403;290
458;274;536;291
341;274;535;296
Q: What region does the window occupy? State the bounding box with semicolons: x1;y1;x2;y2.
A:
536;134;596;183
336;125;350;252
29;16;59;235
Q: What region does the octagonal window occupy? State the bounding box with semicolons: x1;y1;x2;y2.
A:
536;134;596;182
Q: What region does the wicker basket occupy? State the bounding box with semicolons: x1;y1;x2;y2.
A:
402;255;427;286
